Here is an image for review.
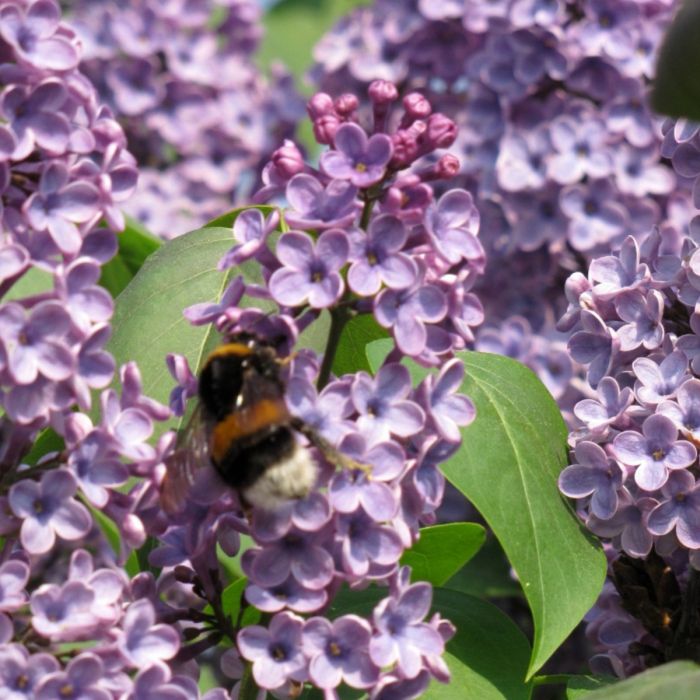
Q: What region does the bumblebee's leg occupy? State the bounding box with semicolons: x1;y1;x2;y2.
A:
290;418;372;476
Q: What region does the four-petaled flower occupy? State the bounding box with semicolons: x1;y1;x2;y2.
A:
613;414;697;492
237;612;308;690
302;615;378;689
9;470;91;555
369;582;444;680
347;215;417;296
320;122;393;187
269;230;349;309
558;441;624;519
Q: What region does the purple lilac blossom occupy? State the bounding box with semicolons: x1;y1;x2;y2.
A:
64;0;304;238
237;612;308;690
284;174;359;230
658;379;700;442
347;214;417;296
558;197;700;672
613;414;696;492
9;469;91;555
295;0;700;678
308;0;686;453
647;471;700;550
559;441;624;519
302;615;378;689
320;121;393;187
369;581;444;679
269;230;349;309
351;364;425;444
0;560;29;612
0;4;210;700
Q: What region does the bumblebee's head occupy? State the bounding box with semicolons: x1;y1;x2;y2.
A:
222;312;298;358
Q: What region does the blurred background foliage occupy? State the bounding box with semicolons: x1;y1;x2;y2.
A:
258;0;368;87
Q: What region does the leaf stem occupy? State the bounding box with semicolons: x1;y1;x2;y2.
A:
317;304;352;390
359;191;375;230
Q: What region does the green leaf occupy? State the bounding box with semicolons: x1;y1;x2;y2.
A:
566;675;617;698
99;216;161;298
3;266;52;301
87;503;121;559
204;204;284;230
23;428;64;466
445;532;523;599
423;590;533;700
136;536;160;576
365;336;393;374
240;605;262;627
221;577;248;622
298;684;362;700
445;351;606;677
125;550;140;579
651;0;700;120
578;662;700;699
218;535;254;583
400;523;486;587
332;313;389;377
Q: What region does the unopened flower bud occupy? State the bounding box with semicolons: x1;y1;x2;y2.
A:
424;113;457;150
369;80;399;106
369;80;399;134
313;113;341;145
416;154;461;182
401;92;432;128
307;92;336;120
390;129;419;168
437;154;460;179
334;93;359;116
271;140;304;180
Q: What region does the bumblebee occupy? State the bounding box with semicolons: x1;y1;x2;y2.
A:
161;333;363;513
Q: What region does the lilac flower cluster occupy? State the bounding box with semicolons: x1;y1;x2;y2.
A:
163;82;481;696
0;2;219;698
0;0;139;470
556;206;700;673
311;0;686;413
63;0;304;238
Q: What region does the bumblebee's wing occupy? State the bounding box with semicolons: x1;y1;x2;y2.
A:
160;405;211;514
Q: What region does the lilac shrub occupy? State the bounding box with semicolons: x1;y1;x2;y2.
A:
310;0;685;414
63;0;304;238
162;81;483;696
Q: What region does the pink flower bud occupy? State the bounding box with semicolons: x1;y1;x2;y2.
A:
390;129;419;168
334;93;359;116
369;79;399;105
313;113;340;145
425;113;457;149
401;92;432;126
307;92;335;120
271;140;304;180
437;154;460;179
